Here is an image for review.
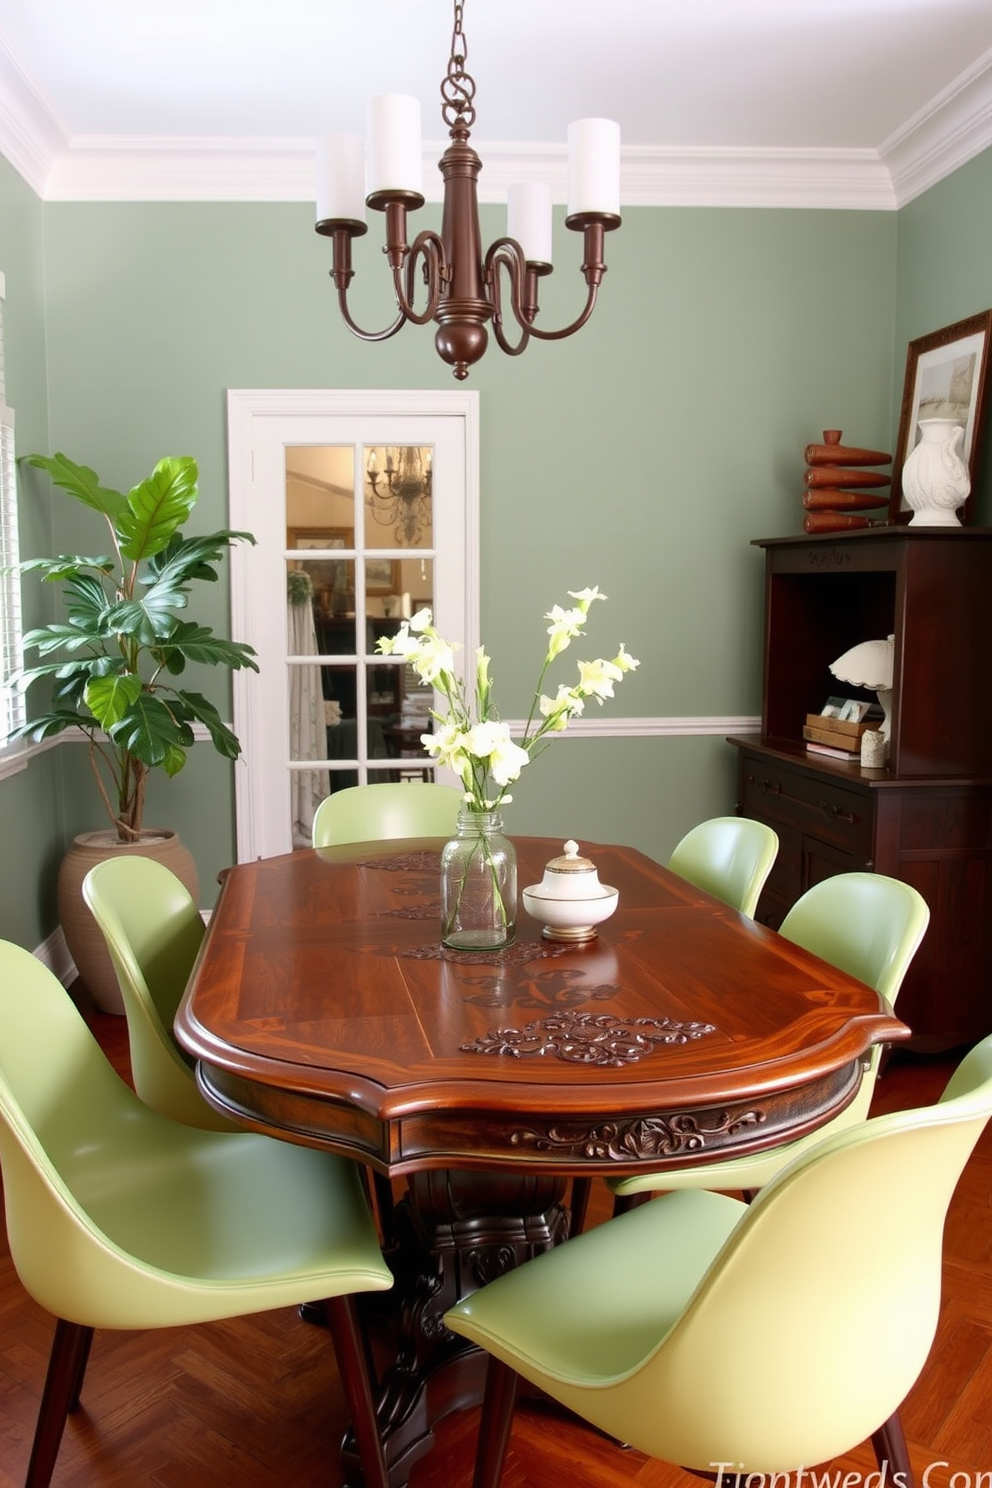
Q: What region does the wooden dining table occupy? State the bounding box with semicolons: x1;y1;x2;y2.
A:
176;835;909;1488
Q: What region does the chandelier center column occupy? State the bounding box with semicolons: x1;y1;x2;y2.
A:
434;129;492;380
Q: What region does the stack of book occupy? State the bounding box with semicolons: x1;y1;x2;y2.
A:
802;713;874;760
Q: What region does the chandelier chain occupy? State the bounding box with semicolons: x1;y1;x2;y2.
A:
441;0;476;132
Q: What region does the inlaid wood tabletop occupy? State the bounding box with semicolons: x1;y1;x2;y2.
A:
176;837;908;1178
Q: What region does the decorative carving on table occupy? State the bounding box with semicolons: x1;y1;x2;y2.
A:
460;965;619;1012
405;938;570;966
461;1008;717;1065
510;1106;766;1162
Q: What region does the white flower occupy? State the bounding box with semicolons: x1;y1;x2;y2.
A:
539;684;585;730
545;603;586;660
395;584;638;811
489;731;531;786
411;635;458;684
567;586;607;611
577;656;624;702
422;722;470;774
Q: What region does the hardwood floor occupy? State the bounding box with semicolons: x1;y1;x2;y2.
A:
1;998;990;1488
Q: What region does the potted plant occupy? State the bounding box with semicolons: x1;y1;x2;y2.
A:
10;451;258;1009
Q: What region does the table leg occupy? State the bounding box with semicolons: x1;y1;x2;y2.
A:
340;1167;569;1488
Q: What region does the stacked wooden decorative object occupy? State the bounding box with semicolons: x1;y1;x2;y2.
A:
803;429;892;533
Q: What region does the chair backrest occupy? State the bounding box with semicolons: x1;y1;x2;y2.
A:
311;782;463;848
667;816;779;917
778;871;929;1008
776;872;929;1128
0;938;148;1314
82;856;233;1130
573;1031;992;1472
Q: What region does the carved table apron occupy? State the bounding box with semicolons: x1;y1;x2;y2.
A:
176;837;908;1488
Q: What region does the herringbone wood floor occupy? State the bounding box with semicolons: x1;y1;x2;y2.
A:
1;997;990;1488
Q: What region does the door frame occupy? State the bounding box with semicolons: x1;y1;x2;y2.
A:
227;387;480;861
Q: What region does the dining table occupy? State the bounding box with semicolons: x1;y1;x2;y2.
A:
175;835;909;1488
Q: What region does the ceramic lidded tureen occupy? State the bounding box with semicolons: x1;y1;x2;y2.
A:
521;840;619;942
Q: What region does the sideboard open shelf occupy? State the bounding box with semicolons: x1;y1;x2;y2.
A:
730;526;992;1050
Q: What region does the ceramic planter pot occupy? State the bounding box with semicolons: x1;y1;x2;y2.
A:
57;829;200;1014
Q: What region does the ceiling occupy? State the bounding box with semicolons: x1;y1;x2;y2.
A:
2;0;992;209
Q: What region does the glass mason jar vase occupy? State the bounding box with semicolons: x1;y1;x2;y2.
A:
440;807;517;950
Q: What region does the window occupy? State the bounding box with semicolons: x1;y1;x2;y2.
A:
0;271;24;748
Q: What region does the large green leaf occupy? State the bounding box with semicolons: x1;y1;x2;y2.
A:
172;691;243;758
153;621;259;671
14;554;116;582
21;453;127;521
22;623;104;656
143;530;256;597
101;596;177;646
116;457;199;562
5;708;97;743
84;673;143;730
106;691;194;767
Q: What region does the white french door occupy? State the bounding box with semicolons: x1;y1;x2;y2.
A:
227;389;479;861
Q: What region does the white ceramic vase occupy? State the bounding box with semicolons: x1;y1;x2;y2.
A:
901;418;970;526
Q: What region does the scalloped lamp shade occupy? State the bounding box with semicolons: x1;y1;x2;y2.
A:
830;637;894;740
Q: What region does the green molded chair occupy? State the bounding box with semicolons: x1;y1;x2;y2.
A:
311;781;463;848
607;871;929;1209
447;1031;992;1488
0;940;393;1488
667;815;779;917
82;855;236;1131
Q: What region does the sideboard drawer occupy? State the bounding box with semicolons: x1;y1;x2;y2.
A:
739;753;873;859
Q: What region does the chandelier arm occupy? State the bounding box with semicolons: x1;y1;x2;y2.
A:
521;282;601;343
523;217;619;342
392;231;447;327
335;281;408;343
483;240;532;357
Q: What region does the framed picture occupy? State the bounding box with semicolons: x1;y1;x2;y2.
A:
366;557;401;595
890;309;992;524
287;527;351;550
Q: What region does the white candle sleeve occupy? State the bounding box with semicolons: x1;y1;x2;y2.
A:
567;118;621;218
316;134;367;223
368;94;423;196
507;181;553;264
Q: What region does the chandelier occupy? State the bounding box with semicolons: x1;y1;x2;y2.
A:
365;447;433;545
314;0;621;381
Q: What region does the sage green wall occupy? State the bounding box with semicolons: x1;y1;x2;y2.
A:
893;148;992;525
3;173;907;938
0;155;61;950
28;199;895;900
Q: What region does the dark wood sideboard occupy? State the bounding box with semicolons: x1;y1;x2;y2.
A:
729;526;992;1051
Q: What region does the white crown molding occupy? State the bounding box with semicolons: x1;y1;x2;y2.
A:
881;45;992;207
0;35;989;210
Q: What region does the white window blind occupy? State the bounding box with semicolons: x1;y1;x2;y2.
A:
0;271;25;743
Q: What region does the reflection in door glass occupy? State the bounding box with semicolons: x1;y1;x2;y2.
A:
284;447;439;847
364;445;433;550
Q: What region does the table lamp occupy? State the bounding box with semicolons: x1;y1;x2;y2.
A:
829;635;894;745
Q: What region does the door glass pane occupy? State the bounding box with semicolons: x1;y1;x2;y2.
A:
286;445;355;541
364;444;433;550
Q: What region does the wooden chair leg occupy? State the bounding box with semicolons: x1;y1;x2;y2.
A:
472;1357;519;1488
872;1410;916;1488
324;1295;389;1488
611;1191;652;1218
570;1177;591;1235
26;1319;94;1488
